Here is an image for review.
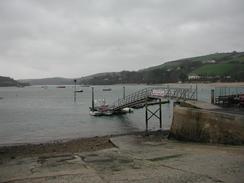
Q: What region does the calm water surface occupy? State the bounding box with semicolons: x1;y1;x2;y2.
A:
0;84;212;145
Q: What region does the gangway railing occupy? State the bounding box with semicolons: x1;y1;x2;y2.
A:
111;87;197;112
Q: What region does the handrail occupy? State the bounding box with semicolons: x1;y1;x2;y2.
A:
111;87;197;111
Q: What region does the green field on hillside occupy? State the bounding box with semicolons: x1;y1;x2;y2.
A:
193;64;236;76
225;55;244;63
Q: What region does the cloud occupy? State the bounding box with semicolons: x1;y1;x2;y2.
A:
0;0;244;79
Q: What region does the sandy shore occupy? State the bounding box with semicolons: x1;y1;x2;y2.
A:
208;82;244;87
165;82;244;87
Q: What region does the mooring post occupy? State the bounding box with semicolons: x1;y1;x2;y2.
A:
211;89;215;104
91;87;94;111
145;99;148;132
123;86;125;100
167;84;169;97
159;99;162;129
74;79;77;102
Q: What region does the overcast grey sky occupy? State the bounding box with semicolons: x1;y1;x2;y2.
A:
0;0;244;79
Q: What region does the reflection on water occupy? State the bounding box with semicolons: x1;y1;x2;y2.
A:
115;114;140;132
0;84;212;145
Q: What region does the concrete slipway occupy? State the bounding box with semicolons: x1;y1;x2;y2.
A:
0;134;244;183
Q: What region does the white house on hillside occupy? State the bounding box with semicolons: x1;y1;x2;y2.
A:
188;74;201;80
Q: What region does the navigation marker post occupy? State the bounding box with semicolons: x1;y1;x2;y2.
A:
74;79;77;102
123;86;125;100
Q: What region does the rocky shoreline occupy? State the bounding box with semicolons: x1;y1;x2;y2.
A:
0;131;170;163
0;136;114;162
0;132;243;183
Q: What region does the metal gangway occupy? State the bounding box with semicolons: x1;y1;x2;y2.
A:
111;86;198;112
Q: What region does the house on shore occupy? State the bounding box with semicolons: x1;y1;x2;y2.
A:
188;73;201;80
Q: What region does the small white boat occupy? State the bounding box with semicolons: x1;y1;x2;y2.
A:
41;86;48;89
103;110;113;116
89;110;102;116
122;107;134;113
89;99;114;116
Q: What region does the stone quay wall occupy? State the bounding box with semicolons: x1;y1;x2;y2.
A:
170;105;244;144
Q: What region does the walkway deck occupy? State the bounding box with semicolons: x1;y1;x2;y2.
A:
184;100;221;110
111;86;198;112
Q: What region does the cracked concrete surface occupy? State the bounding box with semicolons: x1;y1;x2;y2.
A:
0;135;244;183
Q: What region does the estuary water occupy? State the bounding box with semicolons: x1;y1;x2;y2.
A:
0;84;212;145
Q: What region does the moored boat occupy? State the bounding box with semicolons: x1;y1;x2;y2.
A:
103;110;113;116
102;88;112;91
122;107;134;113
89;99;114;116
75;90;83;93
89;110;102;116
41;86;48;89
56;86;66;88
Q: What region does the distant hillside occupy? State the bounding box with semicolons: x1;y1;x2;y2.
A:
80;72;116;81
80;51;244;85
19;74;116;85
0;76;29;87
19;51;244;85
18;77;75;85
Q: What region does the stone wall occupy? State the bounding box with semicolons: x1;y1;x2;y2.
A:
170;105;244;144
